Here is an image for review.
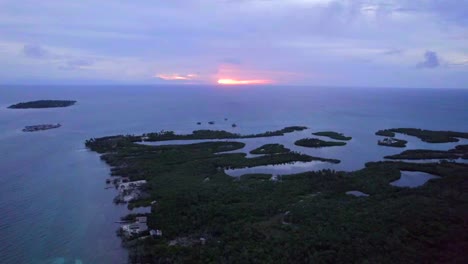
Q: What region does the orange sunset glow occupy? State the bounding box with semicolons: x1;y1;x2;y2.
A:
217;79;271;85
216;63;274;85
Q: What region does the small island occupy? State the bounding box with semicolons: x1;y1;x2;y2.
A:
378;137;407;148
295;138;347;148
22;123;61;132
312;131;352;141
8;100;76;109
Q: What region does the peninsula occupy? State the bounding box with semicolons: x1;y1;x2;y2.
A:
8;100;76;109
376;128;468;143
385;145;468;160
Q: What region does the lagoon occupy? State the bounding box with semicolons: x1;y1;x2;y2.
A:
390;170;441;188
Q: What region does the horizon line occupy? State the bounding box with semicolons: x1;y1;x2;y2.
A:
0;83;466;90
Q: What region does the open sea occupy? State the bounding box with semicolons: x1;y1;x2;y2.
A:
0;85;467;264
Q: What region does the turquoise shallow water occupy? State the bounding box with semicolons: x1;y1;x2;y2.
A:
0;85;467;264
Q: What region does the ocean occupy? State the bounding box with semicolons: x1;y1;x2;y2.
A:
0;85;467;264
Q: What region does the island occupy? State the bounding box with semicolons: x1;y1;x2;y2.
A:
376;128;468;143
142;126;308;142
250;144;291;155
384;144;468;160
22;123;61;132
312;131;352;141
8;100;76;109
377;137;407;148
84;130;468;263
294;138;347;148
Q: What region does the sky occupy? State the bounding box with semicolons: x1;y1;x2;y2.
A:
0;0;467;88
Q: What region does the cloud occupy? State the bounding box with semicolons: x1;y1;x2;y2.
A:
452;60;468;66
416;51;440;69
1;0;468;87
23;44;48;58
382;49;403;55
59;59;94;71
395;0;468;26
221;58;242;65
67;59;93;67
155;73;198;81
22;43;95;71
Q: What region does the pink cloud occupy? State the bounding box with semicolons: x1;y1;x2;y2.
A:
156;73;198;81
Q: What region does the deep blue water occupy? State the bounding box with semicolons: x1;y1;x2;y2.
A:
0;85;467;264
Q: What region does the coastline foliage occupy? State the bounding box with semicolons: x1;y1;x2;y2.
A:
250;144;291;155
144;126;308;142
376;128;468;143
375;129;395;137
312;131;352;141
377;137;408;148
294;138;347;148
385;144;468;160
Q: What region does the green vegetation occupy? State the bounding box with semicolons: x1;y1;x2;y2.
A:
250;144;290;155
294;138;347;148
312;131;352;141
452;145;468;159
144;126;308;141
376;129;395;137
376;128;468;143
378;137;408;148
8;100;76;109
385;144;468;160
145;130;237;141
86;132;468;263
385;150;458;160
239;174;272;181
